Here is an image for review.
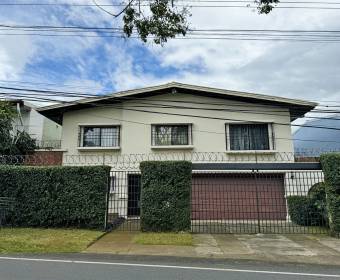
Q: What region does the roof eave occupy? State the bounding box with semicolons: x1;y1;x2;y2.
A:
37;82;317;125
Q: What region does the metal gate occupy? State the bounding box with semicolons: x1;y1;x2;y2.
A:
190;162;327;234
107;162;329;234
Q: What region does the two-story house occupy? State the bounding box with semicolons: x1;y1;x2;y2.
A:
38;82;317;221
6;99;62;149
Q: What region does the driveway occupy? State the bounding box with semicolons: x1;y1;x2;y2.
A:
86;232;340;266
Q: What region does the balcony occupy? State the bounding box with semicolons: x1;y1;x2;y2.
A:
35;140;62;150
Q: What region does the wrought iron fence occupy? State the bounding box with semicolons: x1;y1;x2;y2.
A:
191;170;327;234
107;166;328;234
0;197;15;227
0;150;337;234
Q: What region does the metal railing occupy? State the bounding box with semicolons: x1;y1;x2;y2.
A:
107;166;327;234
0;197;15;226
35;140;62;150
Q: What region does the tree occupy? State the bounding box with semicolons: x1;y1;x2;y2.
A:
93;0;279;45
0;101;36;155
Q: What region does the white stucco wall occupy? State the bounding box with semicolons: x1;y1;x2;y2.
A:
61;91;294;159
61;92;299;218
12;103;62;143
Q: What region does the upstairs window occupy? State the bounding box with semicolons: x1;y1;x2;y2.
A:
151;124;192;146
79;126;120;147
227;123;273;151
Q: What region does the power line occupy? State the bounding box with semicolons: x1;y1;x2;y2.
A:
54;110;340;146
0;80;339;105
1;24;340;41
83;110;340;145
2;1;340;8
4;91;340;120
3;28;340;40
2;90;340;131
3;24;340;33
2;85;340;114
2;32;340;42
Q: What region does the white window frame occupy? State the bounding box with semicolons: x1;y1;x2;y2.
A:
225;122;275;152
151;123;193;149
78;124;121;150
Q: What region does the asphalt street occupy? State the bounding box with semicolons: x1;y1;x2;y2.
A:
0;254;340;280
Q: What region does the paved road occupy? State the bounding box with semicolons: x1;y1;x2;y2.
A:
0;254;340;280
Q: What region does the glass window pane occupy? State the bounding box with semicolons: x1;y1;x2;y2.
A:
171;125;188;145
153;125;189;146
155;126;172;145
82;126;119;147
83;127;100;147
229;124;269;150
101;127;119;147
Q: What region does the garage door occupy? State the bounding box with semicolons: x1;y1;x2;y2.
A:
191;173;286;220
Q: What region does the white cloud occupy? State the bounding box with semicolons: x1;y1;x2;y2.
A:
0;35;36;80
0;0;339;106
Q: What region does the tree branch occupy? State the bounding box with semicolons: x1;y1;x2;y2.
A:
92;0;136;18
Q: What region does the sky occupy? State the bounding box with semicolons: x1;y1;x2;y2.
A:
0;0;339;108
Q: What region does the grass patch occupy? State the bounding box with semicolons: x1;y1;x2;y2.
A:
0;228;104;253
133;233;193;246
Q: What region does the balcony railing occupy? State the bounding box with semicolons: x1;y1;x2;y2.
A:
35;140;62;150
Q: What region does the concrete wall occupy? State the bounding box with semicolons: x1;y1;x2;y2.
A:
61;91;294;158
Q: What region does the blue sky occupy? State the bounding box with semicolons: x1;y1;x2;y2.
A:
0;0;340;108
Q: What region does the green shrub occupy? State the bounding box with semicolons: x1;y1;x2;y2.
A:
308;182;326;201
0;165;111;230
320;153;340;235
140;161;192;232
287;196;325;226
308;182;328;225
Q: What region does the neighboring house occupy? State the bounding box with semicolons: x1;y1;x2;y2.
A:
6;99;62;149
38;82;318;220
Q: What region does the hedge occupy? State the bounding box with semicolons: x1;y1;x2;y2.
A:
0;165;111;230
140;161;192;232
320;153;340;235
287;181;328;227
287;196;325;226
308;182;328;224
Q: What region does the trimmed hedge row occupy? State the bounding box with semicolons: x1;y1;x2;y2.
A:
287;195;326;226
140;161;192;232
287;182;328;227
0;165;111;229
320;153;340;235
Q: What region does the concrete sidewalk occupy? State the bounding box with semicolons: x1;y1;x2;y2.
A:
85;232;340;266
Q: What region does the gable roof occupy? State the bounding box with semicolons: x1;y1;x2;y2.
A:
38;81;317;124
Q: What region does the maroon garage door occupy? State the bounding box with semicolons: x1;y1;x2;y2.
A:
191;173;286;220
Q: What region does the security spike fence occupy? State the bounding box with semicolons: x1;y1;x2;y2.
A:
1;149;339;235
0;149;336;168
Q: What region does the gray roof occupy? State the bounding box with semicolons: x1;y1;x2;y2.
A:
38;82;317;124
